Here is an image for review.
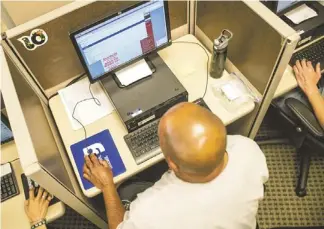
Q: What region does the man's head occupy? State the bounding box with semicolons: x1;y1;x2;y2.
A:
158;102;227;183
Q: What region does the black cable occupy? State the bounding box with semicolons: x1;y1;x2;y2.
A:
48;92;58;101
172;41;210;99
66;72;86;87
71;83;101;144
48;73;87;101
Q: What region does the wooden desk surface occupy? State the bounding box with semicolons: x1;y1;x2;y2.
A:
49;34;255;197
1;141;19;164
274;65;298;99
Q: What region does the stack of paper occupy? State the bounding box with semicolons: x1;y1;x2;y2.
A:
115;59;153;86
58;78;114;130
285;4;318;24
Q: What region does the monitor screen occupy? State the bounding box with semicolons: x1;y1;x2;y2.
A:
1;117;13;144
71;1;170;82
276;0;300;13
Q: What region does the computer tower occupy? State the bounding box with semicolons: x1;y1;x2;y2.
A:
101;52;188;133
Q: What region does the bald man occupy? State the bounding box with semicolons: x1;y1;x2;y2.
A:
83;102;269;229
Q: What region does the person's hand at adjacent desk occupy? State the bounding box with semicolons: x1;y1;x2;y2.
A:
24;187;53;229
83;154;125;229
293;60;324;129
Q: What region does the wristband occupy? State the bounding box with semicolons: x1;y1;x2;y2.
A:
31;219;46;229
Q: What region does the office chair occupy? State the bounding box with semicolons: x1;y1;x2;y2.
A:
268;80;324;197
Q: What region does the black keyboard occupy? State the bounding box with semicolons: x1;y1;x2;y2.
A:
21;173;59;205
124;98;211;165
290;38;324;69
1;163;19;202
124;119;160;165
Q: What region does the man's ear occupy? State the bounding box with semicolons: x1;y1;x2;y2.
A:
166;156;178;173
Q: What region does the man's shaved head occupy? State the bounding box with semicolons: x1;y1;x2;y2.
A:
158;102;227;180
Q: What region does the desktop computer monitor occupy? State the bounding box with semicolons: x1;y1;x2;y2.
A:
262;0;303;15
1;113;14;144
70;0;171;83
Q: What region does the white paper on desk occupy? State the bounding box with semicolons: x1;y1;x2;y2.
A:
284;4;318;24
58;78;114;130
116;59;152;86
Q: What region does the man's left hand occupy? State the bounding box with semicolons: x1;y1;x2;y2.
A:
83;154;114;190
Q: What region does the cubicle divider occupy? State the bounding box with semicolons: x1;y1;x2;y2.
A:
2;1;189;228
1;43;107;228
194;0;299;138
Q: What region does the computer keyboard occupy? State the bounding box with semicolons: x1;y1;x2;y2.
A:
1;163;19;202
289;38;324;70
124;98;211;165
21;173;59;205
124;119;160;165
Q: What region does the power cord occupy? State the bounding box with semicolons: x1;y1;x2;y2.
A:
172;41;210;99
48;72;86;101
66;72;86;87
71;83;101;145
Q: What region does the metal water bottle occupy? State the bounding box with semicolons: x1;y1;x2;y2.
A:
209;29;233;79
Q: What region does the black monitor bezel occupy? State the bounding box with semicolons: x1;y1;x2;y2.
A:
70;1;172;84
262;0;304;16
276;0;304;15
1;113;14;144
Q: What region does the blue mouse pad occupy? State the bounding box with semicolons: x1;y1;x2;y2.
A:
70;129;126;190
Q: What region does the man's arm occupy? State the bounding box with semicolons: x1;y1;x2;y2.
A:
83;154;125;229
102;183;125;229
293;60;324;129
307;90;324;128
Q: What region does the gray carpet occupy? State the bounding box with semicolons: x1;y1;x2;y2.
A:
258;144;324;229
48;117;324;229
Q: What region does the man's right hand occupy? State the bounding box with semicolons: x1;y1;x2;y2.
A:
83;154;114;190
293;59;321;97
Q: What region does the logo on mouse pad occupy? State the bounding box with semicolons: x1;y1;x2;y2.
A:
83;143;105;155
70;130;126;190
83;143;112;168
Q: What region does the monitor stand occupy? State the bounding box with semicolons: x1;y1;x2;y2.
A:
113;57;156;88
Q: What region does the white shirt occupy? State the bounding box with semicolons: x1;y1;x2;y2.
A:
118;135;269;229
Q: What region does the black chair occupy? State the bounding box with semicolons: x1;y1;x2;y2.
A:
269;83;324;197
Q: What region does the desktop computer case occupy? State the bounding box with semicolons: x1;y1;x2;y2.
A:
101;53;188;133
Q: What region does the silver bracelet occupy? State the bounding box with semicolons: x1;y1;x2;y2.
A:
31;219;46;229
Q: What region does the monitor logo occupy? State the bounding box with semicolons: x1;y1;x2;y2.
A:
298;36;312;47
17;29;48;51
83;143;112;168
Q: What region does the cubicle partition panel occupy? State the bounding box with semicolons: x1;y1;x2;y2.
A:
195;0;299;137
1;43;108;228
4;1;188;96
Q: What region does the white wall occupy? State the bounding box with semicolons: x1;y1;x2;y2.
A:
1;1;71;29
